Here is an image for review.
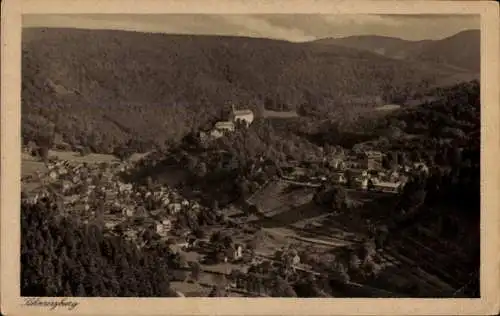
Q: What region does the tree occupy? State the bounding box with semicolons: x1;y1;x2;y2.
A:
211;200;219;213
331;261;350;283
331;186;347;210
314;186;347;210
222;235;233;249
176;252;188;269
114;147;132;162
38;146;50;163
146;176;154;190
212;274;227;290
374;226;389;249
75;283;87;296
208;285;225;297
79;146;91;156
247;204;260;215
63;281;73;296
398;152;407;166
195;161;208;178
360;239;377;263
344;169;355;188
194;228;205;239
186;156;199;173
272;276;297;297
210;231;223;244
238;179;251;200
246;238;258;254
190;262;201;283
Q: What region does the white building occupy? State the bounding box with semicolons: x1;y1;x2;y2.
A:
48;170;58;180
210;121;235;139
161;197;171;207
233;244;243;260
331;172;347;184
61;180;72;194
413;162;429;175
156;219;172;237
168;203;182;214
354;178;369;190
122;206;134;217
370;179;403;193
349;169;369;179
230;105;254;126
330;158;345;170
214;121;235;132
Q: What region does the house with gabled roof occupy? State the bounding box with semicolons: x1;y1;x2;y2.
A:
229;104;254;126
210;121;235;139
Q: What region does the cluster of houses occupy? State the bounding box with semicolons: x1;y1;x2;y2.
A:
201;105;255;140
283;150;429;194
22;157;212;247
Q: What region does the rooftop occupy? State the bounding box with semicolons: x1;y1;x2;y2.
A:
233;109;253;116
214;121;235;129
349;168;367;174
365;150;384;157
373;181;401;188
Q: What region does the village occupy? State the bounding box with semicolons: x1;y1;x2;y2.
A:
21;105;441;297
201;104;428;196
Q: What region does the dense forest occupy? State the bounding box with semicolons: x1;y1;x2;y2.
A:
21;197;179;297
21;28;478;154
312;80;480;156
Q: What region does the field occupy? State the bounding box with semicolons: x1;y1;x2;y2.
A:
375;104;401;112
22;150;122;192
261;109;299;119
245;179;396;245
234;178;470;296
21;150;150;177
22;150;119;167
50;150;120;163
21;159;46;177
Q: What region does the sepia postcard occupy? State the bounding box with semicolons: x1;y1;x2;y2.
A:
1;0;499;315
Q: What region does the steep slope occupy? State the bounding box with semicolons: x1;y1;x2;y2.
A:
22;28;475;153
410;30;480;73
315;35;428;59
317;30;480;73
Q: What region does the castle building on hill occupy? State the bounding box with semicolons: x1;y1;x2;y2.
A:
203;104;255;140
229;104;254;126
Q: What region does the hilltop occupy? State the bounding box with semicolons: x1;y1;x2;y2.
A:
22;28;477;153
316;30;480;73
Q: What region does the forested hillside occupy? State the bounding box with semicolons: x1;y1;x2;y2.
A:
22;28;476;154
316;80;480;215
318;30;480;73
127;80;481;220
21;198;179;297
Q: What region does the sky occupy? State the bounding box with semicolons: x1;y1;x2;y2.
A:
23;14;480;42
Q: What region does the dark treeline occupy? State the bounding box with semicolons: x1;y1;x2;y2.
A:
21;198;178;297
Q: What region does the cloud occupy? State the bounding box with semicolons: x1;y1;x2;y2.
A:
219;15;316;42
23;14;479;42
319;14;403;27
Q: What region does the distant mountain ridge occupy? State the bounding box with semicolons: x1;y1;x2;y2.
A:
315;30;480;73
